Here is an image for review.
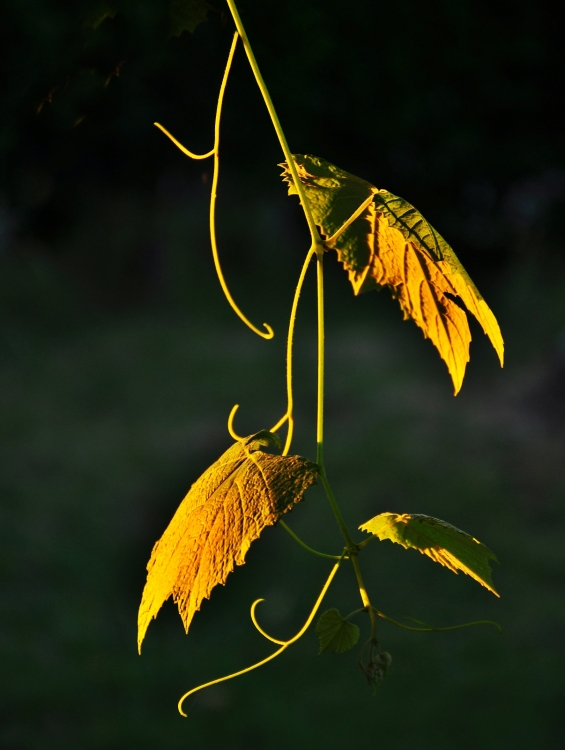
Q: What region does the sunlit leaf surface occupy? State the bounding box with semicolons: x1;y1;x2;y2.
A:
281;155;504;394
315;608;360;654
138;431;318;652
359;512;499;596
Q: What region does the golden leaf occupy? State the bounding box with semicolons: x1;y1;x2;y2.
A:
359;512;499;596
280;155;504;394
348;204;474;394
137;431;318;652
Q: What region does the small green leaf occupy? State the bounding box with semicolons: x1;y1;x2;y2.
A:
315;608;360;654
359;512;499;596
85;2;117;29
170;0;212;36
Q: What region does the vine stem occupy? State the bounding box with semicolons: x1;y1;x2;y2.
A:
318;463;378;638
315;208;377;638
225;0;377;636
316;252;325;465
225;0;323;250
279;519;344;561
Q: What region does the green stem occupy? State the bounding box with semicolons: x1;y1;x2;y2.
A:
225;0;377;641
344;607;366;621
224;0;323;249
315;250;351;543
316;251;325;466
357;535;376;550
279;520;344;561
351;553;377;638
314;201;376;638
318;470;354;549
315;255;357;552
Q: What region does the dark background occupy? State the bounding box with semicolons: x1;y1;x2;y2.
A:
1;1;564;748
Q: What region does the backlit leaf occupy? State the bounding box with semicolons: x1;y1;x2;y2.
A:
170;0;212;36
315;608;360;654
280;155;504;394
138;431;318;652
359;512;499;596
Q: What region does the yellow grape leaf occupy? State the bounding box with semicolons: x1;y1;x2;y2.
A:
138;431;318;652
280;155;504;394
359;512;499;596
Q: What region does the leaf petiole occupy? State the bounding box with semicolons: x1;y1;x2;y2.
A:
343;607;367;621
357;535;376;550
324;191;377;247
279;519;345;561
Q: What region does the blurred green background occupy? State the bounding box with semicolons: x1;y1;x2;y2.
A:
1;0;564;747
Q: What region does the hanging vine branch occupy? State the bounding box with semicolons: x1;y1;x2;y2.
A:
137;0;503;715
